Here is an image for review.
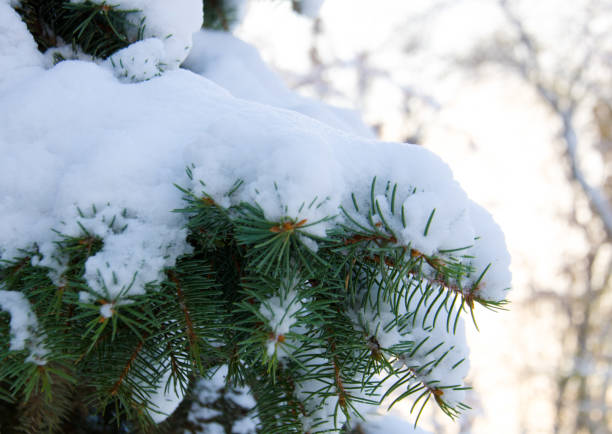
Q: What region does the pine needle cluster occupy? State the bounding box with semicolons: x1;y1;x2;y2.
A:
14;0;143;59
13;0;254;61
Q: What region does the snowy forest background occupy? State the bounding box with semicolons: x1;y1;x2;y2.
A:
236;0;612;433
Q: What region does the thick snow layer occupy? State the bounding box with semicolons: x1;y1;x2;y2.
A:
467;203;512;300
183;31;375;138
0;21;510;302
0;1;44;92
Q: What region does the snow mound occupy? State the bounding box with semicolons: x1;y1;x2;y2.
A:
183;30;374;138
1;9;510;317
0;1;44;92
0;2;512;427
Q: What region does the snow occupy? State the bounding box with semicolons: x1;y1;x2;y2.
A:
1;0;511;427
189;365;259;433
99;302;114;318
183;30;374;138
147;368;185;423
1;1;510;304
0;289;48;365
466;203;512;301
294;364;348;431
398;191;474;254
232;417;259;434
349;274;470;410
0;1;43;92
0;47;510;303
107;38;166;82
259;277;306;358
71;0;203;79
204;424;225;434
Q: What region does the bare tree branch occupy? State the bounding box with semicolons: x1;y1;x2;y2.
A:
499;0;612;239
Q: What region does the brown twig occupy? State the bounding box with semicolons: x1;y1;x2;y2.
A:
168;271;197;351
110;334;148;395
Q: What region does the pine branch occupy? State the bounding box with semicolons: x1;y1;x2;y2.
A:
0;174;508;431
110;335;147;396
15;0;144;58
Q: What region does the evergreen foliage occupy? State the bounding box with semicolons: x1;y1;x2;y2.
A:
1;174;505;432
14;0;143;59
12;0;304;61
0;1;510;432
202;0;238;31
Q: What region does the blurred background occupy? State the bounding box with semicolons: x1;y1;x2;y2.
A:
233;1;612;432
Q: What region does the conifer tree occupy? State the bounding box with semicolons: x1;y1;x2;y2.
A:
0;1;511;433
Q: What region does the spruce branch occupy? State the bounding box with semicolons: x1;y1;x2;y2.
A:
0;173;509;431
15;0;144;58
